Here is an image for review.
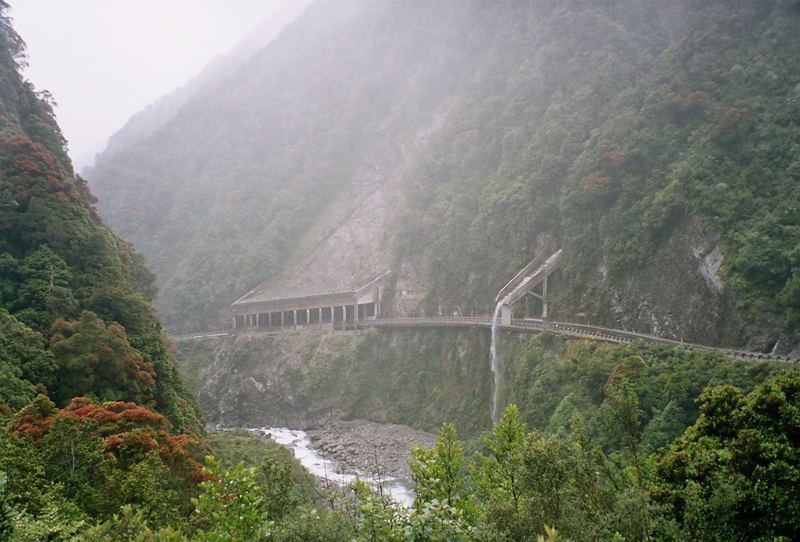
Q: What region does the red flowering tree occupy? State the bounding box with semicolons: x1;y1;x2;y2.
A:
13;395;207;489
48;311;156;407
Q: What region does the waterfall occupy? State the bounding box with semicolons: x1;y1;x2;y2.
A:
488;249;562;422
490;298;507;422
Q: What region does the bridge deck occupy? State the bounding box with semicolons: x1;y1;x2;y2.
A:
173;317;798;363
341;317;799;363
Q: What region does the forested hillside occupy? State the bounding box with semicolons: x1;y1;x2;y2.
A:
0;6;334;539
178;329;800;541
88;0;800;353
0;4;203;536
0;6;197;430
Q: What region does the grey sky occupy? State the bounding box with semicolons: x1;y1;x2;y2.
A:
10;0;309;170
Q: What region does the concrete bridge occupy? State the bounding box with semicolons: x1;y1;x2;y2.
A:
176;316;799;364
210;249;799;363
495;248;563;322
340;317;799;363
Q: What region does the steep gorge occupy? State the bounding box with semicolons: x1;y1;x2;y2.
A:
88;0;800;353
4;2;800;537
176;327;787;448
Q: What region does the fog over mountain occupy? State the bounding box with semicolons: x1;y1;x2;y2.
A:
10;0;311;169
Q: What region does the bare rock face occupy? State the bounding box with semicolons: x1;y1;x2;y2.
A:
180;326;495;435
694;244;724;293
596;219;781;351
257;99;457;311
197;334;319;428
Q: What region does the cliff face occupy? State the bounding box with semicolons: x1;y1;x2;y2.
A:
88;0;800;352
176;328;786;442
178;329;493;434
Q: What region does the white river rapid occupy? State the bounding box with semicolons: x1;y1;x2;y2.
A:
250;427;415;507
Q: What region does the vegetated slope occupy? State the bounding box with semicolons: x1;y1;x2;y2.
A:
0;9;199;430
399;0;800;351
88;0;800;352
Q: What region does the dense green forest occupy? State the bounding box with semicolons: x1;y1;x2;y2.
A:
171;328;800;540
6;365;796;541
394;0;800;343
89;0;800;352
0;2;209;536
0;8;197;432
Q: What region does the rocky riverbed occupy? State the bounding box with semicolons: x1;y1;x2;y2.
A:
306;419;436;486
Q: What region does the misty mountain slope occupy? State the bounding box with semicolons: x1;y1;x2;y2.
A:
92;1;312;165
88;0;800;351
89;0;484;328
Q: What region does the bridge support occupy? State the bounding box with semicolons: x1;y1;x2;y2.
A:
495;249;562;321
500;305;512;326
542;274;548;319
523;276;550;319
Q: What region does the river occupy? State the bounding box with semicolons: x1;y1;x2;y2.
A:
251;427;415;506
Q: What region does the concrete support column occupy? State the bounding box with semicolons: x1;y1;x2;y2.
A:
280;311;285;329
500;304;512;326
542;275;549;319
293;310;297;330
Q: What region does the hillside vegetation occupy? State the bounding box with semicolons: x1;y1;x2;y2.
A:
0;4;207;537
0;7;329;539
176;330;800;541
177;328;787;442
0;5;197;430
88;0;800;352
